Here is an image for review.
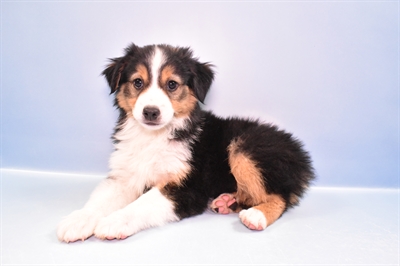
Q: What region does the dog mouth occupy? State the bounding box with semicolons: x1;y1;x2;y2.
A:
144;121;160;126
139;119;166;130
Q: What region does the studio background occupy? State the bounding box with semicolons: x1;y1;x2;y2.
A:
2;1;398;188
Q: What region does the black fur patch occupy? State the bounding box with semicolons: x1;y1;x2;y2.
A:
163;110;315;219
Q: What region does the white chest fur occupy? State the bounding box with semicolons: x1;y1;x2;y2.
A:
108;117;192;195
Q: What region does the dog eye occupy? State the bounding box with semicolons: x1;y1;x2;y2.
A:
167;80;178;91
133;78;143;90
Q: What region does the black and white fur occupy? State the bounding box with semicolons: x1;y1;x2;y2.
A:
57;44;315;242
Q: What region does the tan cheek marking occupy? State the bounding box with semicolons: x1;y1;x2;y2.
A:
116;84;138;116
116;64;151;115
253;195;286;226
160;66;196;118
228;139;269;207
171;87;198;118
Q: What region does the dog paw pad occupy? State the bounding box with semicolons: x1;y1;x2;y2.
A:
210;193;238;214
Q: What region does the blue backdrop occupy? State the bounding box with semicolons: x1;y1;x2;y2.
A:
2;2;398;188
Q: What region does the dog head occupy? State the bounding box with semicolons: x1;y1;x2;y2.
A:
102;43;214;131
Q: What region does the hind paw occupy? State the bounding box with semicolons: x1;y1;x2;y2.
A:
210;193;239;214
239;208;267;231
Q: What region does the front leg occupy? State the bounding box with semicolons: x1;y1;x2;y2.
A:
94;187;180;240
57;178;137;243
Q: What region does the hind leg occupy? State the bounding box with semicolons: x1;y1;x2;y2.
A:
209;193;241;214
239;194;286;230
227;138;287;230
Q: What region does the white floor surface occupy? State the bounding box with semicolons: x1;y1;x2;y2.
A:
1;169;399;265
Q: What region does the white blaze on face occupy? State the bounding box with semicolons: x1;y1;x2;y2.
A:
133;47;174;130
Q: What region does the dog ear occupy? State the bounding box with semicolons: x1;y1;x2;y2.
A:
102;43;139;94
102;57;126;94
189;62;214;103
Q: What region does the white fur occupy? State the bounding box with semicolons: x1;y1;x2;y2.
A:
133;47;174;130
109;117;192;195
151;47;164;83
57;209;103;243
94;187;179;239
239;208;268;230
133;86;174;130
57;116;191;242
57;178;139;242
57;47;193;243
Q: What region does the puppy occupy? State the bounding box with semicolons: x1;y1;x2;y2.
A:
57;43;315;242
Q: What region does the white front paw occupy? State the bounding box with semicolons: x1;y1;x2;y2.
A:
57;209;103;243
94;210;135;240
239;208;268;231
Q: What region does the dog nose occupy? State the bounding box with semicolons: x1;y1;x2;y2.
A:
143;106;160;121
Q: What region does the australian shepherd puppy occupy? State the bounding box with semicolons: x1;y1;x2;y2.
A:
57;43;315;242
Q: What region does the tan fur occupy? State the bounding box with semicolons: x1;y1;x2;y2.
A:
253;194;286;226
116;64;150;115
161;162;191;187
158;161;192;208
161;66;198;118
228;138;286;227
171;87;198;118
160;65;177;85
289;193;300;205
117;64;197;118
228;139;269;206
116;86;138;116
136;64;149;84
